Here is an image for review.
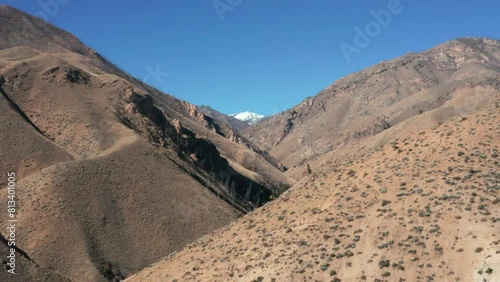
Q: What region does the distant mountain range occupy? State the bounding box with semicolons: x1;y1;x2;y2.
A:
229;111;265;124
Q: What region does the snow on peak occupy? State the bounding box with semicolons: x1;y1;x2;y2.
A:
229;111;265;124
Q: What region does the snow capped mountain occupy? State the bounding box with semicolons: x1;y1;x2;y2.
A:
229;111;265;124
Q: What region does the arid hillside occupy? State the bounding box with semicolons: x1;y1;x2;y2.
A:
1;4;499;282
128;105;500;282
244;38;500;179
0;5;291;282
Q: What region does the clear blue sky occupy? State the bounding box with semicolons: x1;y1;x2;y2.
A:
2;0;499;115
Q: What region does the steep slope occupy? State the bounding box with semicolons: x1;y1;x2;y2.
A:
128;105;500;282
0;45;240;282
244;38;500;175
0;5;290;281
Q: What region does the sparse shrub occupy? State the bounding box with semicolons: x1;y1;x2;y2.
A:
429;225;440;233
378;259;390;269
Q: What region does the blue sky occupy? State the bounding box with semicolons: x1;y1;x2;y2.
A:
2;0;500;115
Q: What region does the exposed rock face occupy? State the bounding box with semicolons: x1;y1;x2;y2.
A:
244;38;500;168
181;103;288;172
125;90;168;130
153;101;289;173
179;101;225;136
119;89;276;212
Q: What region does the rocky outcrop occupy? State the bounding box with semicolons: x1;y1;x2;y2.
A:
179;102;223;134
119;89;276;212
124;89;168;130
279;110;298;145
198;105;250;132
178;102;288;172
